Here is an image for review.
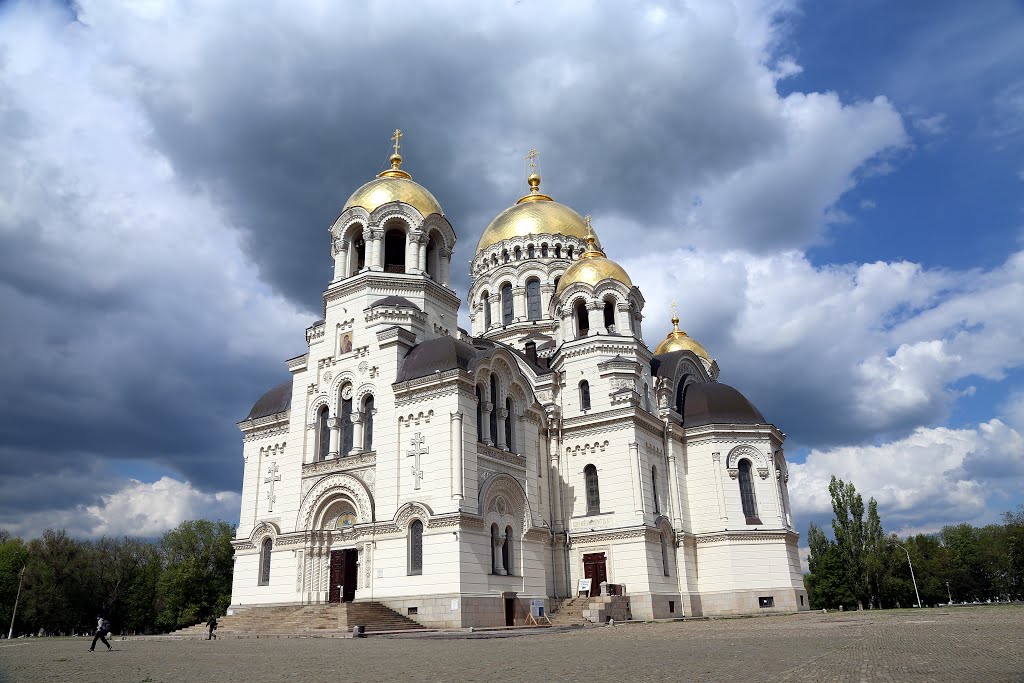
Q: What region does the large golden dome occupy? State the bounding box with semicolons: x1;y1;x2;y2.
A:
555;224;633;294
476;173;590;252
654;312;712;361
343;152;443;218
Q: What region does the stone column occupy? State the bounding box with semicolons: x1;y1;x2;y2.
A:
451;411;464;501
368;228;383;271
548;427;564;531
495;408;508;450
327;417;341;459
629;442;644;516
334;244;348;280
617;304;631;337
481;401;493;446
712;452;728;521
418;236;428;274
440;249;452;287
512;286;526;321
350;412;364;455
587;301;602;336
407;233;419;274
540;285;555;319
493;536;508;575
666;432;684;528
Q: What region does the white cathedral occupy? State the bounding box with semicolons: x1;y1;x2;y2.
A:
229;138;807;627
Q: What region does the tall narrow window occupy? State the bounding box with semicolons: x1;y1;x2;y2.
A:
503;525;514;575
502;249;509;263
482;292;491;329
739;460;760;523
553;275;561;291
643;383;650;412
676;381;688;416
579;380;591;411
555;244;562;258
476;385;484;442
575;299;589;338
490;524;500;574
505;398;514;452
526;279;542;320
652;466;660;514
514;246;521;260
383;228;406;273
603;300;616;332
584;465;600;515
259;537;272;585
317;405;330;461
527;244;535;259
567;246;574;259
661;532;670;576
501;283;513;325
362;395;374;452
340;386;353;456
541;243;549;258
409;520;423;575
489;375;499;439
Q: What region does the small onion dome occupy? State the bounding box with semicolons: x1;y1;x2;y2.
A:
554;223;633;294
681;381;765;428
343;152;443;218
476;171;591;252
654;312;712;362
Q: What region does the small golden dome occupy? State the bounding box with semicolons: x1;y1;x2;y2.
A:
555;221;633;294
654;311;712;361
343;144;443;218
476;172;590;252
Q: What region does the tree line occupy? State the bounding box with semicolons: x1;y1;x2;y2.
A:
805;476;1024;610
0;520;234;637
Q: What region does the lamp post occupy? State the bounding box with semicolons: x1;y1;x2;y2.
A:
894;541;922;608
945;581;952;605
7;566;25;640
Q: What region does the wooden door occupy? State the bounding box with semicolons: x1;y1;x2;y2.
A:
342;549;358;602
329;550;344;603
583;552;607;594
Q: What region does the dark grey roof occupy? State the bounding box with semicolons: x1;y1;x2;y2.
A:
398;336;481;382
370;295;420;310
244;379;293;420
682;381;766;428
651;350;689;378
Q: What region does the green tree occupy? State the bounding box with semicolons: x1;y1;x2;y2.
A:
805;522;857;609
155;520;234;630
1004;506;1024;599
829;476;870;608
0;535;29;634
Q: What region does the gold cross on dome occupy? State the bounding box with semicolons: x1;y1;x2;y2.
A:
391;129;403;155
671;299;678;318
525;148;539;173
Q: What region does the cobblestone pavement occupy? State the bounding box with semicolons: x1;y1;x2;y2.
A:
2;605;1022;683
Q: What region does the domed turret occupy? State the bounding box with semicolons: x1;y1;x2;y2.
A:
476;170;590;253
555;219;632;294
654;307;711;362
343;138;443;218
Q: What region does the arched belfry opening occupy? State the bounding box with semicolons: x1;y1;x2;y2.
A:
384;228;406;273
574;299;589;338
425;233;439;281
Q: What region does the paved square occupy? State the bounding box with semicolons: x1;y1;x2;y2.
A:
2;606;1022;683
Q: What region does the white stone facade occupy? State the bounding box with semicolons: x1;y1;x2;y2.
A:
229;160;807;626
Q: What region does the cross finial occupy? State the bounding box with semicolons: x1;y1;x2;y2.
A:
391;129;403;156
525;148;539;173
671;299;680;327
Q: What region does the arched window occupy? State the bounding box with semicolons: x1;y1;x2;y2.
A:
527;244;535;259
503;525;514;576
490;523;500;574
652;466;660;514
579;380;591;411
555;244;561;258
643;383;650;412
574;299;589;338
603;300;616;333
347;225;366;275
629;303;640;335
541;243;549;258
567;246;574;259
362;395;374;452
514;246;521;260
505;397;514;452
383;228;406;273
425;234;439;281
501;283;513;325
476;385;484;442
502;249;509;263
489;375;499;439
481;292;491;329
739;460;760;523
676;381;688;416
259;537;272;585
339;385;354;456
584;465;600;515
660;532;670;576
409;520;423;575
317;405;330;461
553;275;560;291
526;279;542;320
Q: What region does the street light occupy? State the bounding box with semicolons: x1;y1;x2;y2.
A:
945;581;952;605
7;566;25;640
893;541;922;608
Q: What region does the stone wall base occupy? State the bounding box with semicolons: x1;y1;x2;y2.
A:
697;586;809;616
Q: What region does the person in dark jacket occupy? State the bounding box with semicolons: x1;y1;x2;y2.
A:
206;615;218;640
89;614;111;652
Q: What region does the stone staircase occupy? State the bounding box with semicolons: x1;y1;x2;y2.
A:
548;597;595;626
172;602;424;638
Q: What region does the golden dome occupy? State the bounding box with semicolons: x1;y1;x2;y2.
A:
476;172;590;252
343;151;443;218
555;223;633;294
654;311;712;361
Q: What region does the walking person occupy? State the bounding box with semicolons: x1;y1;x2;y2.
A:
89;614;112;652
206;615;218;640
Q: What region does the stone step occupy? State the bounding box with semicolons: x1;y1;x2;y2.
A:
171;601;424;638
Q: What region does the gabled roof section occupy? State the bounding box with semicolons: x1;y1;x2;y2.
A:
397;336;481;382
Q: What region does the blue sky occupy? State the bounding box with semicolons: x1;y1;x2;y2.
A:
0;0;1021;544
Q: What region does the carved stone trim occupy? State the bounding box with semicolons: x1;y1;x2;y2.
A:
302;452;377;478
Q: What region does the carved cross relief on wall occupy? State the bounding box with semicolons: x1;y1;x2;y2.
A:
265;461;281;512
408;432;428;490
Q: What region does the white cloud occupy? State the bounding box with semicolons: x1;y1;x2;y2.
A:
788;419;1024;534
83;477;240;537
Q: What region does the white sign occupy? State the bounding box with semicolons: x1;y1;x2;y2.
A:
577;578;592;595
530;599;545;617
451;599;459;612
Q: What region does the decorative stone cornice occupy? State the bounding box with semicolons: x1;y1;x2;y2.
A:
301;452;376;478
287;354;309;372
479;445;527;469
694;529;798;545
